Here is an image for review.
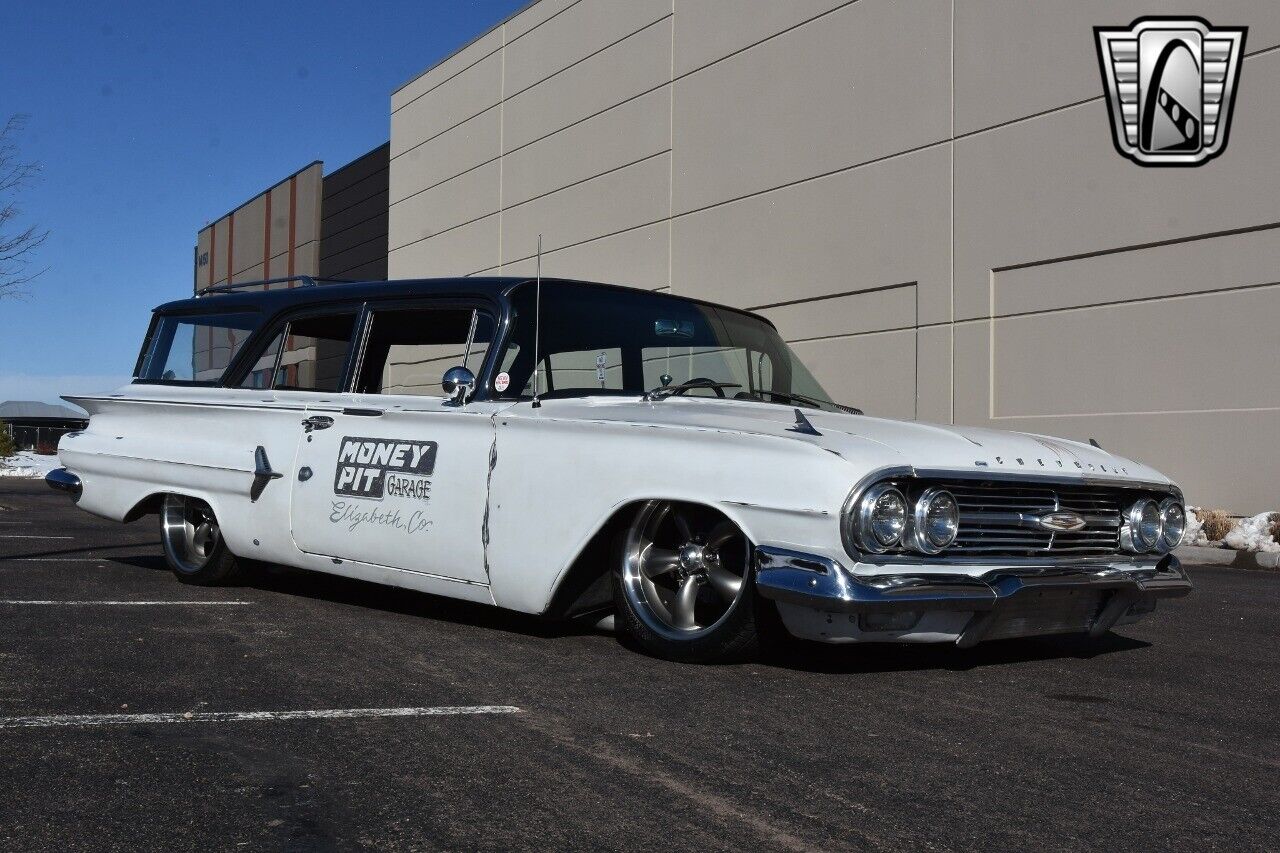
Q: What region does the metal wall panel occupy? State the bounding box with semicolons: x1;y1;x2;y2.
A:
672;0;950;215
385;0;1280;509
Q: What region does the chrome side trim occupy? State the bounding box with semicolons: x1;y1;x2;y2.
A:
250;446;284;502
45;468;82;499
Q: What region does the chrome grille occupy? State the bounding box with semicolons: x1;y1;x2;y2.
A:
941;480;1124;558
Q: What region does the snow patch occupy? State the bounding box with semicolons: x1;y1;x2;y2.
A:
1224;512;1280;553
1187;506;1280;552
0;452;60;479
1183;506;1207;546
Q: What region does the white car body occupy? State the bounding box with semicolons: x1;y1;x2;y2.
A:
51;277;1191;648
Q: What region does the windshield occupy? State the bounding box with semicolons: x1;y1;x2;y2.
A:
497;282;844;412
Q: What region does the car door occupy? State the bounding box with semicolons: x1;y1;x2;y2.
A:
288;300;506;585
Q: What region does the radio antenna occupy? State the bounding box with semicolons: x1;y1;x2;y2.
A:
531;233;543;409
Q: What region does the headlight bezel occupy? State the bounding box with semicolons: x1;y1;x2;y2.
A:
1158;498;1186;552
1121;497;1163;553
853;482;908;554
908;487;960;555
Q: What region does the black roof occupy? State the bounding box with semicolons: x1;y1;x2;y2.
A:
153;277;772;327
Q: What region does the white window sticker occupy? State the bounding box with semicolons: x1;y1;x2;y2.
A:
494;371;510;393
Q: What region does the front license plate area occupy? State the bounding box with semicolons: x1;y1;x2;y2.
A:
983;589;1104;641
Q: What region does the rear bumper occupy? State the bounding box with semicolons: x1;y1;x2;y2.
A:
754;546;1191;646
45;468;82;499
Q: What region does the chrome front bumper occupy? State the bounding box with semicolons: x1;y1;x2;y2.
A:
754;546;1192;646
45;468;82;499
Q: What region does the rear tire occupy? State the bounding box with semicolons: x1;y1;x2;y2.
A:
159;494;243;586
611;501;760;663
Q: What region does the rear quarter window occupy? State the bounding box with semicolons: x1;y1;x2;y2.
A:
136;311;262;384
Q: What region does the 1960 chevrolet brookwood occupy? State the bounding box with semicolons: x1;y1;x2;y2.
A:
47;276;1191;661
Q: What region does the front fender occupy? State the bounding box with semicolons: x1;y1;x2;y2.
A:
485;413;890;613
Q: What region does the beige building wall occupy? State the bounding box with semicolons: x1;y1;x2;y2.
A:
389;0;1280;512
196;162;324;290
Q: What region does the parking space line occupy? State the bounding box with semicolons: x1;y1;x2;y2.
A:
0;558;120;562
0;600;253;606
0;535;75;539
0;706;523;730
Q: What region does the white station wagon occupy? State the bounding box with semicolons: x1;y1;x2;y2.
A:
47;276;1192;662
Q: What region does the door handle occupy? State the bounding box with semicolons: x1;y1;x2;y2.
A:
302;415;334;433
342;407;384;417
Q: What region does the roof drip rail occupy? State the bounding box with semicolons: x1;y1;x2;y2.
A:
196;275;352;297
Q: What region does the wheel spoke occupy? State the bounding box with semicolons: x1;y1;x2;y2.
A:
192;523;213;555
671;510;693;543
706;564;742;602
641;575;675;624
641;546;680;578
705;521;739;552
673;576;701;629
182;517;198;554
192;523;208;550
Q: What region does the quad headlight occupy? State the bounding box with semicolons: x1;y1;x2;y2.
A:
1159;498;1186;552
853;483;907;553
850;484;960;555
1122;498;1163;553
909;488;959;554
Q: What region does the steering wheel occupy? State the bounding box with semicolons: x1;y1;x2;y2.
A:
669;377;729;398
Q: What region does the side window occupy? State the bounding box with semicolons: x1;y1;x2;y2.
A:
275;313;358;392
236;331;285;389
355;307;494;397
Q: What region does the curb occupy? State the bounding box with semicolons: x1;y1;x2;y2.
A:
1176;544;1280;570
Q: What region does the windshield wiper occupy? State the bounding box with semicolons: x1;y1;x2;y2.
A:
751;389;863;415
643;379;742;401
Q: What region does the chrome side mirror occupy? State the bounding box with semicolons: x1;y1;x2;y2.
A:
441;366;476;406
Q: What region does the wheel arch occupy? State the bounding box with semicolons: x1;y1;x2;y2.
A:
541;497;760;620
123;492;164;523
124;488;234;534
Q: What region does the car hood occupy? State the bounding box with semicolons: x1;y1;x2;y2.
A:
530;397;1170;486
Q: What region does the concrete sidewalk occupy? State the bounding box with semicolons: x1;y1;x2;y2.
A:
1177;544;1280;570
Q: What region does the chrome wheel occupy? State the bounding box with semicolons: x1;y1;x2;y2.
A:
161;494;222;574
621;501;751;641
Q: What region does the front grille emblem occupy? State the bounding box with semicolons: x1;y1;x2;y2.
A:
1038;511;1087;532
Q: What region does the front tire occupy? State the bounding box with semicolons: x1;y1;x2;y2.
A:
160;494;243;586
612;501;760;663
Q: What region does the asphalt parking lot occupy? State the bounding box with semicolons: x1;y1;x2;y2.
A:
1;479;1277;851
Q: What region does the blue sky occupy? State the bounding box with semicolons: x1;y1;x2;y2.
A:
0;0;527;405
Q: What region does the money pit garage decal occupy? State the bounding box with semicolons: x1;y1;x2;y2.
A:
334;437;437;500
330;437;437;535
